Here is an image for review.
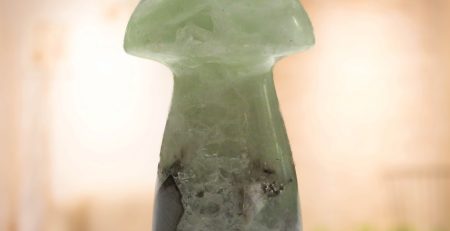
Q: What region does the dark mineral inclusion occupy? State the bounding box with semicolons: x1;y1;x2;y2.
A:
124;0;315;230
154;176;184;231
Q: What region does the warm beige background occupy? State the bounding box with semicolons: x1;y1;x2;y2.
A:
1;0;450;231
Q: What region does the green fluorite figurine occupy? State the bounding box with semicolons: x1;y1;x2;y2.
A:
124;0;314;230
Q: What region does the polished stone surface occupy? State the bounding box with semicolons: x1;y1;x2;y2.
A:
124;0;314;66
124;0;314;230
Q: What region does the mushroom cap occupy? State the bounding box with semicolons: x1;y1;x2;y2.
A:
124;0;315;65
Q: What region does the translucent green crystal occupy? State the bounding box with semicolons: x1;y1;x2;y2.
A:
124;0;314;230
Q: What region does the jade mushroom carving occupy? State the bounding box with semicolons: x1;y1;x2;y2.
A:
124;0;314;230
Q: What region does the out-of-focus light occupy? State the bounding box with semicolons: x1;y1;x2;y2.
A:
50;12;172;202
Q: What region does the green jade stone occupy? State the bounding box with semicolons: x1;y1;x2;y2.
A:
124;0;314;230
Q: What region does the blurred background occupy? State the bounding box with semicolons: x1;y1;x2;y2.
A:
1;0;450;230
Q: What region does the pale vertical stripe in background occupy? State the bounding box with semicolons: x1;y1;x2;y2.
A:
1;1;20;229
